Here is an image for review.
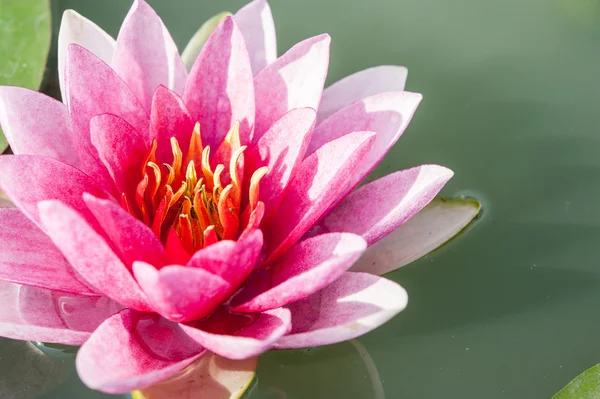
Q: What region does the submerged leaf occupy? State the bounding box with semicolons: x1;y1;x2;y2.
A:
553;363;600;399
0;0;52;152
181;12;232;71
132;352;257;399
351;196;481;275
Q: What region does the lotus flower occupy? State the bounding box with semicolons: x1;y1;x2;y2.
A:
0;0;456;394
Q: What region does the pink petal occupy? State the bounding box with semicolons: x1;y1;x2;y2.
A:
0;87;80;166
274;272;408;349
309;91;423;191
149;85;195;164
246;107;316;223
264;131;375;262
232;233;366;312
111;0;188;112
351;197;481;275
0;155;111;232
38;200;152;312
319;165;454;245
90;113;148;200
84;194;167;268
253;34;330;140
133;262;230;323
234;0;277;75
76;309;203;394
181;307;291;359
0;208;95;295
186;229;263;288
183;16;255;148
317;66;408;122
58;9;116;101
66;44;149;188
0;281;117;345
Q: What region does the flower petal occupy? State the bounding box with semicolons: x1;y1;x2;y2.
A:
232;233;366;312
186;229;263;288
309;91;423;191
0;208;96;295
133;262;230;323
181;307;291;359
133;352;257;399
84;194;167;268
265;131;375;262
111;0;187;111
181;12;232;71
319;165;454;245
149;85;195;165
0;154;111;232
0;87;79;166
58;9;115;101
351;197;481;275
253;34;330;140
183;16;255;148
90;113;148;200
317;66;408;122
76;309;203;394
234;0;277;75
274;272;407;349
38;200;152;312
246;107;316;222
66;44;149;188
0;281;117;345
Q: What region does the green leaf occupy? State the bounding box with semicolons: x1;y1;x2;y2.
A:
0;0;51;153
181;11;232;71
553;364;600;399
351;196;482;276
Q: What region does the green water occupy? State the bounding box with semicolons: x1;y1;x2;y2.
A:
6;0;600;397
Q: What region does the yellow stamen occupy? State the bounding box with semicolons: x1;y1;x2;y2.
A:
129;121;268;249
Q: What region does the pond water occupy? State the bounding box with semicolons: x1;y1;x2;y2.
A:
6;0;600;397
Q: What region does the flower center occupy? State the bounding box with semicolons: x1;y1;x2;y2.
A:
128;122;267;253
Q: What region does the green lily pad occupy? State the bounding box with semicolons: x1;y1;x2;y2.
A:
181;11;232;71
553;363;600;399
0;0;51;153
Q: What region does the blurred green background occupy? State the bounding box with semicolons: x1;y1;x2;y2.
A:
7;0;600;397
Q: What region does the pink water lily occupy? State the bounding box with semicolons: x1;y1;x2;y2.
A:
0;0;453;394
